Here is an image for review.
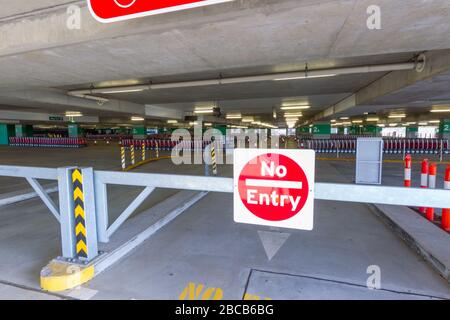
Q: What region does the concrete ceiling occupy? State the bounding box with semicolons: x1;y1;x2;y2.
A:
1;0;450;127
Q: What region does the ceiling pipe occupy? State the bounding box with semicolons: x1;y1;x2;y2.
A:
68;60;423;100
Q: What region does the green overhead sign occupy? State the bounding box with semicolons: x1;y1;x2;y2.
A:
49;116;64;121
312;124;331;135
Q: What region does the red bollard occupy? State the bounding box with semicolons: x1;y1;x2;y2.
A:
442;165;450;231
404;154;412;187
426;163;437;222
419;159;429;214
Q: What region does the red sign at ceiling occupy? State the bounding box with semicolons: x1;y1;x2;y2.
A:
87;0;233;23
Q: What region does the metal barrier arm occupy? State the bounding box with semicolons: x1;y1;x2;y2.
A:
94;171;234;193
315;183;450;208
0;165;58;180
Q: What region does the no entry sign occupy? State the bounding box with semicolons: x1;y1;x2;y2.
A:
88;0;234;23
234;149;315;230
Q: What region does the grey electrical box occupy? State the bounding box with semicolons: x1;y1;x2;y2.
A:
355;138;383;185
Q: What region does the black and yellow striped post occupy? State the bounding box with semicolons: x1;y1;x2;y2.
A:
72;169;88;259
211;142;218;176
131;144;136;165
142;141;146;162
156;141;160;159
58;167;98;262
121;146;126;170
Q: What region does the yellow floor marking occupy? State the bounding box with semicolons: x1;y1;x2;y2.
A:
179;282;223;300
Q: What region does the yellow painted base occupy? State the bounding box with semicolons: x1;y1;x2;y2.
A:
40;260;95;292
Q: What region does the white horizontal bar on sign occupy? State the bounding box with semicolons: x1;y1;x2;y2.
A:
246;179;302;189
0;165;58;180
95;171;234;193
315;183;450;208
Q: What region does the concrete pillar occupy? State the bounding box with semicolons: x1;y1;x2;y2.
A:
438;119;450;139
68;123;83;138
132;126;147;139
406;125;419;138
15;124;33;137
0;123;15;145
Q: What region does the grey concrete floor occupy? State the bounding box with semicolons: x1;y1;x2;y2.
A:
0;145;450;299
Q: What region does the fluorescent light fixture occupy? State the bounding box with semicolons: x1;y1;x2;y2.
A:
429;120;441;124
194;109;214;114
226;113;242;119
378;124;386;127
406;122;417;125
284;113;303;118
281;105;311;110
65;111;83;117
274;74;336;81
167;120;178;124
389;123;398;127
242;117;254;123
204;123;213;126
342;122;352;125
419;122;428;126
366;117;379;122
101;89;145;94
330;119;336;123
352;120;363;124
340;117;349;120
430;109;450;113
388;114;406;118
131;116;145;121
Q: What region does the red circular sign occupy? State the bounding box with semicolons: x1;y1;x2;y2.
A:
238;153;309;221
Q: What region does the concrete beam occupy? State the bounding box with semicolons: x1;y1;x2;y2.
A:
313;51;450;120
0;110;99;123
0;88;145;116
145;105;184;120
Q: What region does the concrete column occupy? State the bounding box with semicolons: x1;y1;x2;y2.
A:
15;124;33;137
68;123;83;138
438;119;450;139
132;126;147;139
0;124;15;145
312;123;331;139
406;125;419;138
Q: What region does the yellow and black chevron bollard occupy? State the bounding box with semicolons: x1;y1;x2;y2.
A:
211;143;218;176
72;169;88;259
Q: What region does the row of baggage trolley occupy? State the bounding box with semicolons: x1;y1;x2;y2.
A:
301;138;450;154
8;137;87;148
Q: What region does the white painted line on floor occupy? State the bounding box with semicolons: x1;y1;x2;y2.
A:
66;287;99;300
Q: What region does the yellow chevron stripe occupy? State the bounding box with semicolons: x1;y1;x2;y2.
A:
75;222;87;237
73;187;84;201
76;240;88;254
72;170;83;183
75;205;85;219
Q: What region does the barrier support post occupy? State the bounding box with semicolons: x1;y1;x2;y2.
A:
41;167;99;292
142;141;146;162
131;144;135;165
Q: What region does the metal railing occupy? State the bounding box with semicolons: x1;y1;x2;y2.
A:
1;164;450;264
